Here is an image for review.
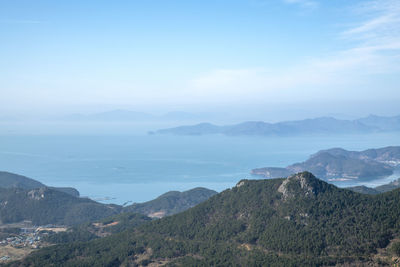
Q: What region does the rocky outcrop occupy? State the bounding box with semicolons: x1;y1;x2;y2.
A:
278;172;317;200
28;188;47;200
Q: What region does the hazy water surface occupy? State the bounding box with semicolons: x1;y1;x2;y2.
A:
0;133;399;204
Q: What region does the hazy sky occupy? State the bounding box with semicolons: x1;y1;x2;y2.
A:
1;0;400;118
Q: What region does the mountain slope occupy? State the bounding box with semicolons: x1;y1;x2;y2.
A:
0;171;45;189
123;187;217;218
44;212;152;244
13;172;400;266
0;187;121;225
0;172;218;227
376;178;400;192
0;171;79;197
0;186;217;226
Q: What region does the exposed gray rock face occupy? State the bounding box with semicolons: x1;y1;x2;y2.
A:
278;172;316;200
28;188;47;200
236;180;246;188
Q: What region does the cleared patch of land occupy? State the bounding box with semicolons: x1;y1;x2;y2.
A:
0;245;34;263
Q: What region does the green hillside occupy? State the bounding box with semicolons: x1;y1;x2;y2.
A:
0;171;217;227
0;171;79;197
124;187;217;217
44;212;152;244
0;171;45;190
11;172;400;266
0;187;121;225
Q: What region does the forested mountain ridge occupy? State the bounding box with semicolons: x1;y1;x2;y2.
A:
0;171;217;227
0;187;121;226
0;171;45;189
0;172;121;226
11;172;400;266
123;187;217;218
0;171;79;197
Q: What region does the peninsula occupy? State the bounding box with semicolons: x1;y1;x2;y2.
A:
251;146;400;181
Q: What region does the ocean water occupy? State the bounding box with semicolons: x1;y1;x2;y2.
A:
0;132;399;205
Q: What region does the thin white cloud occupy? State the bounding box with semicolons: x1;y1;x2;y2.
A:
343;1;400;43
188;0;400;103
344;14;397;36
341;0;400;68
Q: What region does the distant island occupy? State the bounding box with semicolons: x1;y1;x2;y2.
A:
251;146;400;182
152;114;400;136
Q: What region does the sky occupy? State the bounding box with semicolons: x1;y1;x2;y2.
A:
1;0;400;120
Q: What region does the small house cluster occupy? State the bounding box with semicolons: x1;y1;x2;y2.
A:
0;231;41;249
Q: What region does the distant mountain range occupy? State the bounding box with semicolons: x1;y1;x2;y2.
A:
153;114;400;136
14;172;400;266
251;146;400;181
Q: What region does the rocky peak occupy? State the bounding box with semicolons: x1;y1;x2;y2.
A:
235;180;247;188
278;172;320;200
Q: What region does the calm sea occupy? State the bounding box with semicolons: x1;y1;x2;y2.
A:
0;132;399;204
